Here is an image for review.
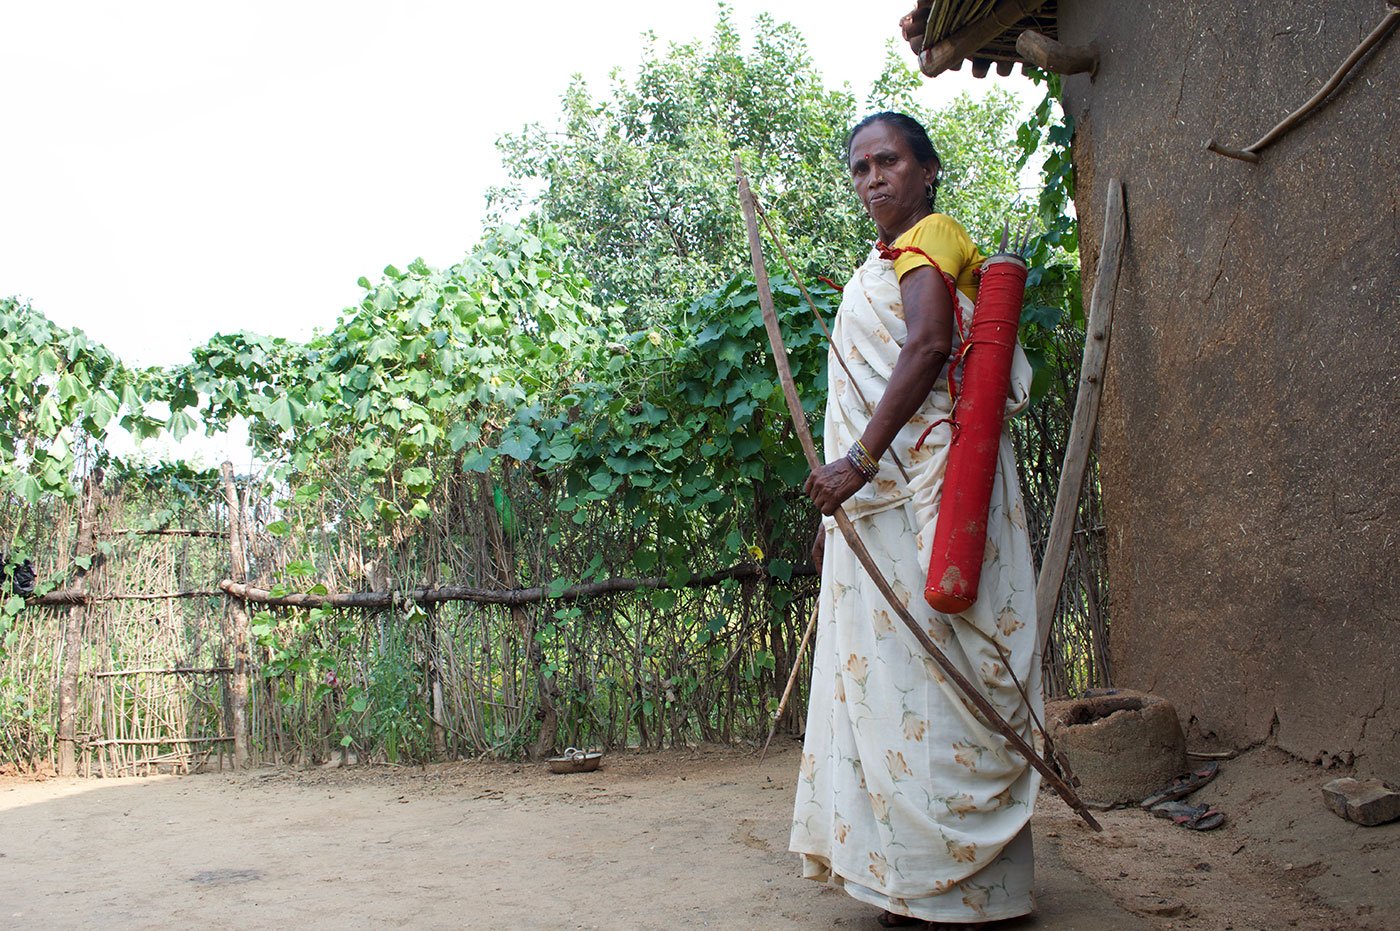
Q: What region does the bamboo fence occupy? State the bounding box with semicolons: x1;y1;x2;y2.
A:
1;379;1109;775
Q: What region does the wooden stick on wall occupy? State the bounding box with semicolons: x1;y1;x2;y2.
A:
1035;180;1126;660
1208;7;1400;162
1015;30;1099;78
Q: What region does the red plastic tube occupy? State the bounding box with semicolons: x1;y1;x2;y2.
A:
924;254;1027;614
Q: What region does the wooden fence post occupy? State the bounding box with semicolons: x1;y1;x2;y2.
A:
478;471;559;760
425;604;446;756
220;462;252;767
57;468;104;776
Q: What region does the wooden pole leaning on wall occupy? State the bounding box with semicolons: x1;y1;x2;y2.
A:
1035;180;1126;662
57;468;104;776
734;155;1101;832
220;462;252;767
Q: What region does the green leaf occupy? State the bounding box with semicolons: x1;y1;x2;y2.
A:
37;346;60;375
268;395;295;431
14;473;42;505
461;447;494;473
366;334;399;362
496;424;540;461
85;391;120;430
167;409;199;441
285;559;315;578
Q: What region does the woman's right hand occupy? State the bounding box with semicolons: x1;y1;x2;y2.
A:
811;525;826;570
804;458;867;516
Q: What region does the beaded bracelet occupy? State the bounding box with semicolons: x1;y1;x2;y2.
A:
846;440;879;481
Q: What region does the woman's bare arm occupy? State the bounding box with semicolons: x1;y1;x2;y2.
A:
804;264;954;515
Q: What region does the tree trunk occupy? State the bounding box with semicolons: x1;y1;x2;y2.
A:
57;469;104;776
220;462;252;767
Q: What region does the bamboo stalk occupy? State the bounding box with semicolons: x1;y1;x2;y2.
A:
86;737;233;746
91;666;234;678
758;600;819;761
106;528;224;538
217;561;815;609
32;589;224;605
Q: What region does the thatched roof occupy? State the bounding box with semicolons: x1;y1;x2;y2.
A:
915;0;1059;77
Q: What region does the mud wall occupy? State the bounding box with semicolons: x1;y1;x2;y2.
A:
1058;0;1399;777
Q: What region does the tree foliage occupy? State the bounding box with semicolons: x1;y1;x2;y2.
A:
1012;71;1081;401
492;14;1036;324
0;299;171;507
491;11;864;319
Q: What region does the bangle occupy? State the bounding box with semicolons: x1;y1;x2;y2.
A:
846;440;879;481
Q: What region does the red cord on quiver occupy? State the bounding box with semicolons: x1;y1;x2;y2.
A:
923;254;1027;615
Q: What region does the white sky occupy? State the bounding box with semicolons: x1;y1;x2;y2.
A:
1;2;1034;368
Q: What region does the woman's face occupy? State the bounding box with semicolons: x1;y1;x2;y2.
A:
848;121;936;242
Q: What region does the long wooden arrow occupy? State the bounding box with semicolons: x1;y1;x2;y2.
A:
735;155;1100;832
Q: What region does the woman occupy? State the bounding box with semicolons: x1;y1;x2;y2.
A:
790;112;1041;927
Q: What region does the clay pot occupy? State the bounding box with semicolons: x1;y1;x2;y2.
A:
1045;689;1187;808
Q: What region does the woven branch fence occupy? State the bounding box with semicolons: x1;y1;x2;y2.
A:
2;383;1107;777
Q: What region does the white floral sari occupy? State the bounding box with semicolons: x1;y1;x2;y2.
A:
790;246;1041;923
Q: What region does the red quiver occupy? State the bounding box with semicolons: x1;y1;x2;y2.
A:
923;253;1028;614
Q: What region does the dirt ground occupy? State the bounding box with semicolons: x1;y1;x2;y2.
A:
1;743;1395;930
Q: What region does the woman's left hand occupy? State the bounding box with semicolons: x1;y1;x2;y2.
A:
804;459;868;516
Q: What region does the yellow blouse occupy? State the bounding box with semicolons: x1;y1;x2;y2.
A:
889;213;985;303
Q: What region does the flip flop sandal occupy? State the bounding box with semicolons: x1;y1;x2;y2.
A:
877;916;985;930
1140;761;1221;809
1150;800;1226;830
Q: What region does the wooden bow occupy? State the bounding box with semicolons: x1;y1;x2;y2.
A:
734;156;1101;832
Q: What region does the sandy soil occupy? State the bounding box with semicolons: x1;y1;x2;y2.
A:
1;744;1395;930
